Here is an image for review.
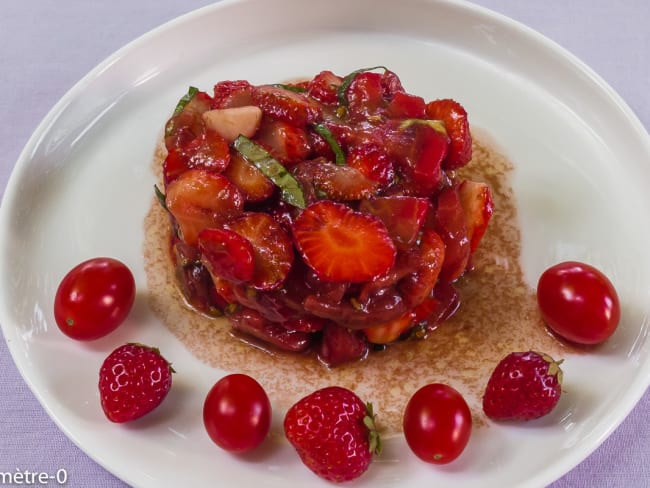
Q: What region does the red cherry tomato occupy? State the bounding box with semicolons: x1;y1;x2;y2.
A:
402;383;472;464
54;258;136;340
203;374;272;453
537;261;620;345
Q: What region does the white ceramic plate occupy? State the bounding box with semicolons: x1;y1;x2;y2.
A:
2;0;650;486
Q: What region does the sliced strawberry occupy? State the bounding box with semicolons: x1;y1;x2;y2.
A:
162;148;188;187
254;117;312;166
346;143;395;187
385;122;449;196
432;185;470;282
223;152;275;203
398;229;445;308
425;98;472;169
198;228;255;283
292;201;396;283
381;68;405;98
346;72;386;118
363;311;414;344
458;180;494;253
166;169;244;246
359;196;429;249
307;70;343;105
225;212;294;290
313;160;380;201
318;322;369;367
252;85;322;127
179;129;231;173
228;307;312;352
212;80;254;109
386;91;426;119
165;90;212;150
282;315;327;333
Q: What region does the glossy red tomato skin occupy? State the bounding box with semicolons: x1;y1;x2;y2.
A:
203;374;272;453
402;383;472;464
537;261;620;345
54;258;136;341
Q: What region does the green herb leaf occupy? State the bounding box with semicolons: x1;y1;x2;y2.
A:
165;86;199;137
337;66;388;106
154;184;169;212
312;123;346;166
233;135;306;209
271;83;308;93
173;86;199;116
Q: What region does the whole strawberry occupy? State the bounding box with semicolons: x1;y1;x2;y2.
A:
99;343;173;423
284;386;381;483
482;351;563;421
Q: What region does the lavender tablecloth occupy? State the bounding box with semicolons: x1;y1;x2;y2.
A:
1;1;649;486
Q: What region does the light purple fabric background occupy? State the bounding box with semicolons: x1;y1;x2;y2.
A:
1;1;649;486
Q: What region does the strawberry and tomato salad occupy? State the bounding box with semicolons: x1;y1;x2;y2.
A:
158;66;494;366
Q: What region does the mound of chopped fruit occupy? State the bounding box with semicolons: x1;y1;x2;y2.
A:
158;67;493;366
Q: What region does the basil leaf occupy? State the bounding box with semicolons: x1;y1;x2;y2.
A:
154;184;169;212
337;66;388;106
312;123;346;166
233;135;307;209
165;86;199;137
272;83;308;93
173;86;199;116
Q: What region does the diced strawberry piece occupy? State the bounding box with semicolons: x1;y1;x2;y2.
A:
223;152;275;203
398;229;445;308
309;159;380;201
317;323;369;367
165;90;212;150
162;148;188;187
384;122;449;196
381;69;405;98
363;312;414;344
225;212;294;290
346;143;395;187
179;129;231;173
198;228;255;283
254;118;312;166
346;72;386;118
386;91;426;119
292;201;396;283
166;169;244;246
201;106;262;143
359;196;429;249
212;276;238;304
411;295;439;324
458;180;494;253
212;80;254;109
307;70;344;105
228;307;311;352
425;98;472;169
252;85;322;127
432;185;470;282
282;316;327;333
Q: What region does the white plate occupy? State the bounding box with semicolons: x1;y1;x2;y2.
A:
2;0;650;486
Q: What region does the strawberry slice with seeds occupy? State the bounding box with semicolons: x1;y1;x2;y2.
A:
165;89;212;150
458;179;494;253
179;129;231;173
311;160;379;201
225;212;294;290
254;118;312;166
252;85;322;127
307;70;344;105
292;201;396;283
425;98;472;169
359;195;429;249
363;311;414;344
386;91;426;119
432;185;471;282
198;228;255;283
165;169;244;246
212;80;254;109
346;143;395;187
223;152;275;203
398;229;445;308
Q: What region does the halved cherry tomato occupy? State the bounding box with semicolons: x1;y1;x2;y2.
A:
537;261;620;345
54;258;135;341
203;374;272;453
403;383;472;464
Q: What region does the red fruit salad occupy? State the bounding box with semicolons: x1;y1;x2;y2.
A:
158;67;494;366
